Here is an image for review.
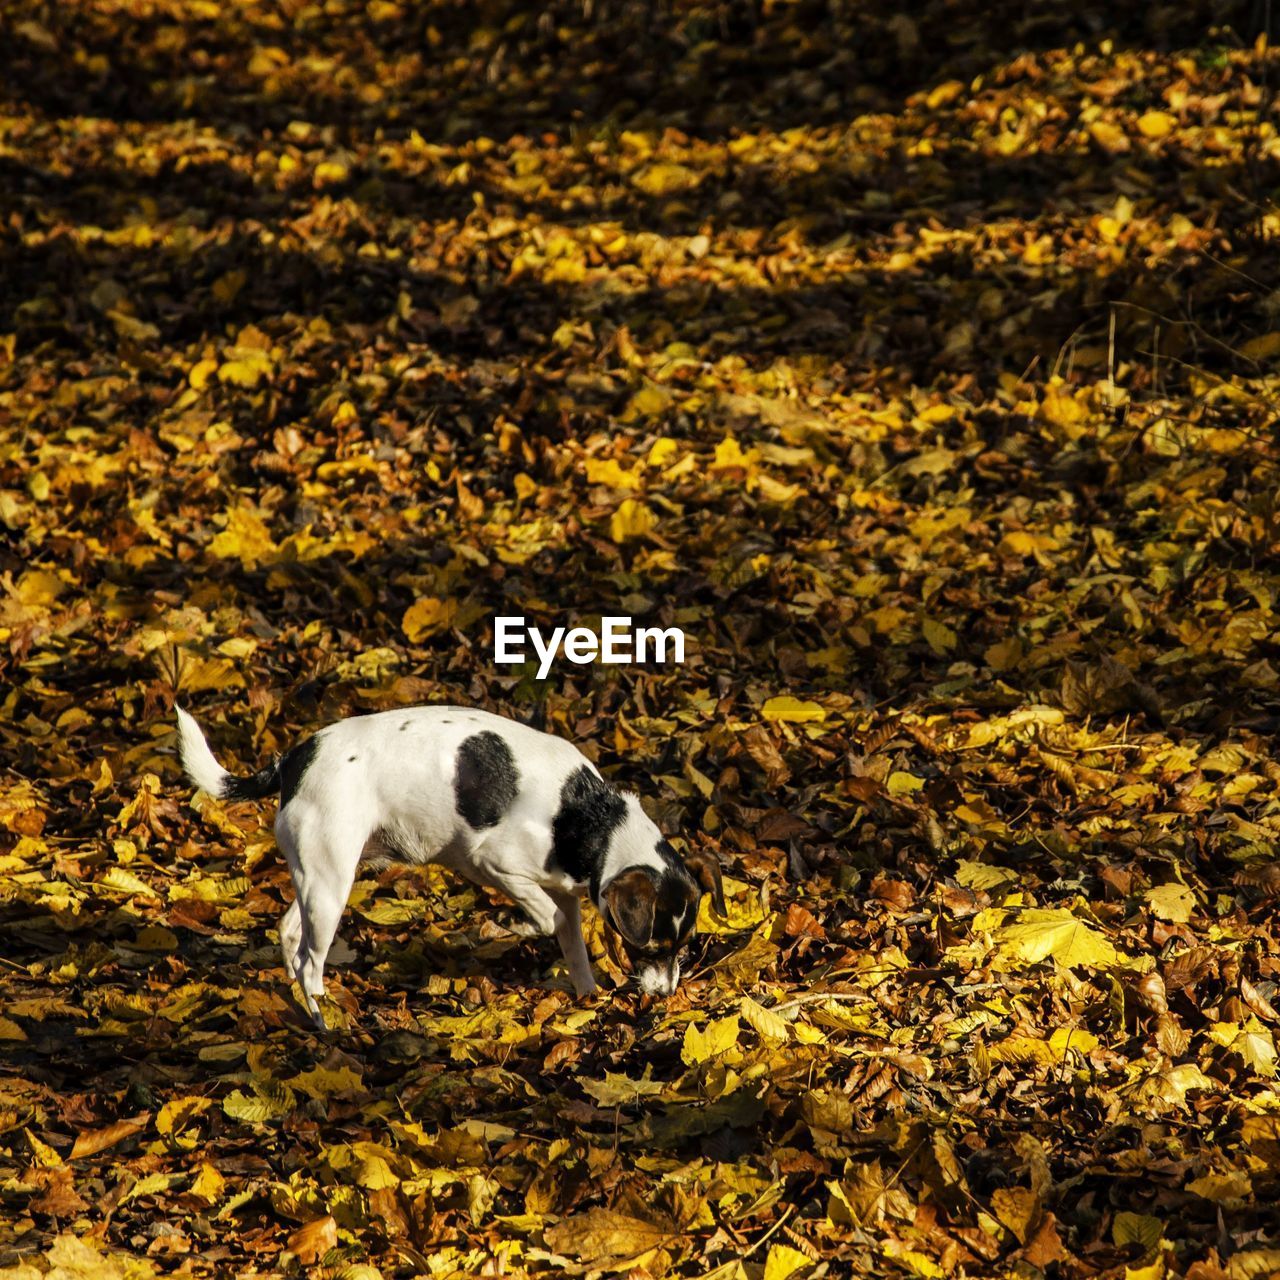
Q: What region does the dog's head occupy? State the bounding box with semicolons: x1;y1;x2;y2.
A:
601;843;725;996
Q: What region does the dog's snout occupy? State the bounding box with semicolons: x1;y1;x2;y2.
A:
638;956;681;997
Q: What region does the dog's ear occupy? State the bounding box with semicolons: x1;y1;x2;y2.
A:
684;849;726;916
602;868;657;948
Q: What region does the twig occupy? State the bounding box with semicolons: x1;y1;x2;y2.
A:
741;1205;796;1259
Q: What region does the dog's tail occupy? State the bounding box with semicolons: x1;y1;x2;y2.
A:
175;706;280;801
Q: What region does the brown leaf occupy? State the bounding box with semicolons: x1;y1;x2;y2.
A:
1241;975;1279;1023
1133;972;1168;1015
991;1186;1041;1245
869;874;915;913
781;903;826;939
740;726;791;786
69;1114;149;1161
289;1215;337;1265
545;1210;671;1264
1020;1212;1069;1267
367;1187;410;1238
30;1167;89;1218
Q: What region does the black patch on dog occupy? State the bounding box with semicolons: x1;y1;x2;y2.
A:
220;732;323;804
549;767;627;894
455;731;519;829
220;761;282;802
348;755;357;762
278;735;322;807
400;721;410;731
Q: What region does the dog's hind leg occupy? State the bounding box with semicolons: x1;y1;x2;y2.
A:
278;899;305;987
293;822;364;1029
274;810;310;996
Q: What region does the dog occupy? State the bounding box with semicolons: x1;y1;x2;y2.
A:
175;704;724;1026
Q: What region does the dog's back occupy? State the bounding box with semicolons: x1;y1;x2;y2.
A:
273;705;594;869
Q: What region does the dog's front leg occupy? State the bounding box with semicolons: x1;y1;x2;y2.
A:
549;888;597;997
479;870;596;997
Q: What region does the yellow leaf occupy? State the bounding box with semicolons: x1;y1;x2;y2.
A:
287;1065;365;1098
217;357;270;387
191;1161;225;1205
353;1149;399;1190
1210;1018;1277;1077
887;771;924;796
610;499;656;543
646;437;679;467
189;358;219;389
985;637;1023;672
681;1014;741;1065
44;1235;122;1280
1001;530;1059;557
631;162;701;196
223;1087;293;1124
1127;1262;1167;1280
922;618;957;654
0;1016;27;1042
764;1244;813;1280
739;996;790;1043
585;457;643;490
401;596;457;642
926;80;965;109
1228;1250;1280;1280
1113;1211;1163;1253
122;1171;178;1203
315;160;350;185
157;1096;213;1147
1046;1027;1100;1059
1088;120;1130;153
626;383;671;418
1123;1062;1214;1113
97;866;158;897
17;569;64;606
761;696;825;724
1145;883;1194;923
955;860;1016;892
15;19;58;50
580;1068;666;1108
209;507;277;569
756;474;801;503
1138;110;1177;138
1186;1170;1251;1204
987;1035;1054;1066
712;435;759;471
993;908;1119;969
991;1186;1039;1244
1241;332;1280;361
545;1209;670;1265
24;1129;62;1167
212;269;246;303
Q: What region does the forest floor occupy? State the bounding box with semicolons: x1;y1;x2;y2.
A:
2;2;1280;1277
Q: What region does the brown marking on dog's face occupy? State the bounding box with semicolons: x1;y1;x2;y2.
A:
602;853;704;996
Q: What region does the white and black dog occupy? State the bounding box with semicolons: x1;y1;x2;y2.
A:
176;704;723;1025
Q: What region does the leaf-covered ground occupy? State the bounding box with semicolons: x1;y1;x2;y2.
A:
4;2;1280;1276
